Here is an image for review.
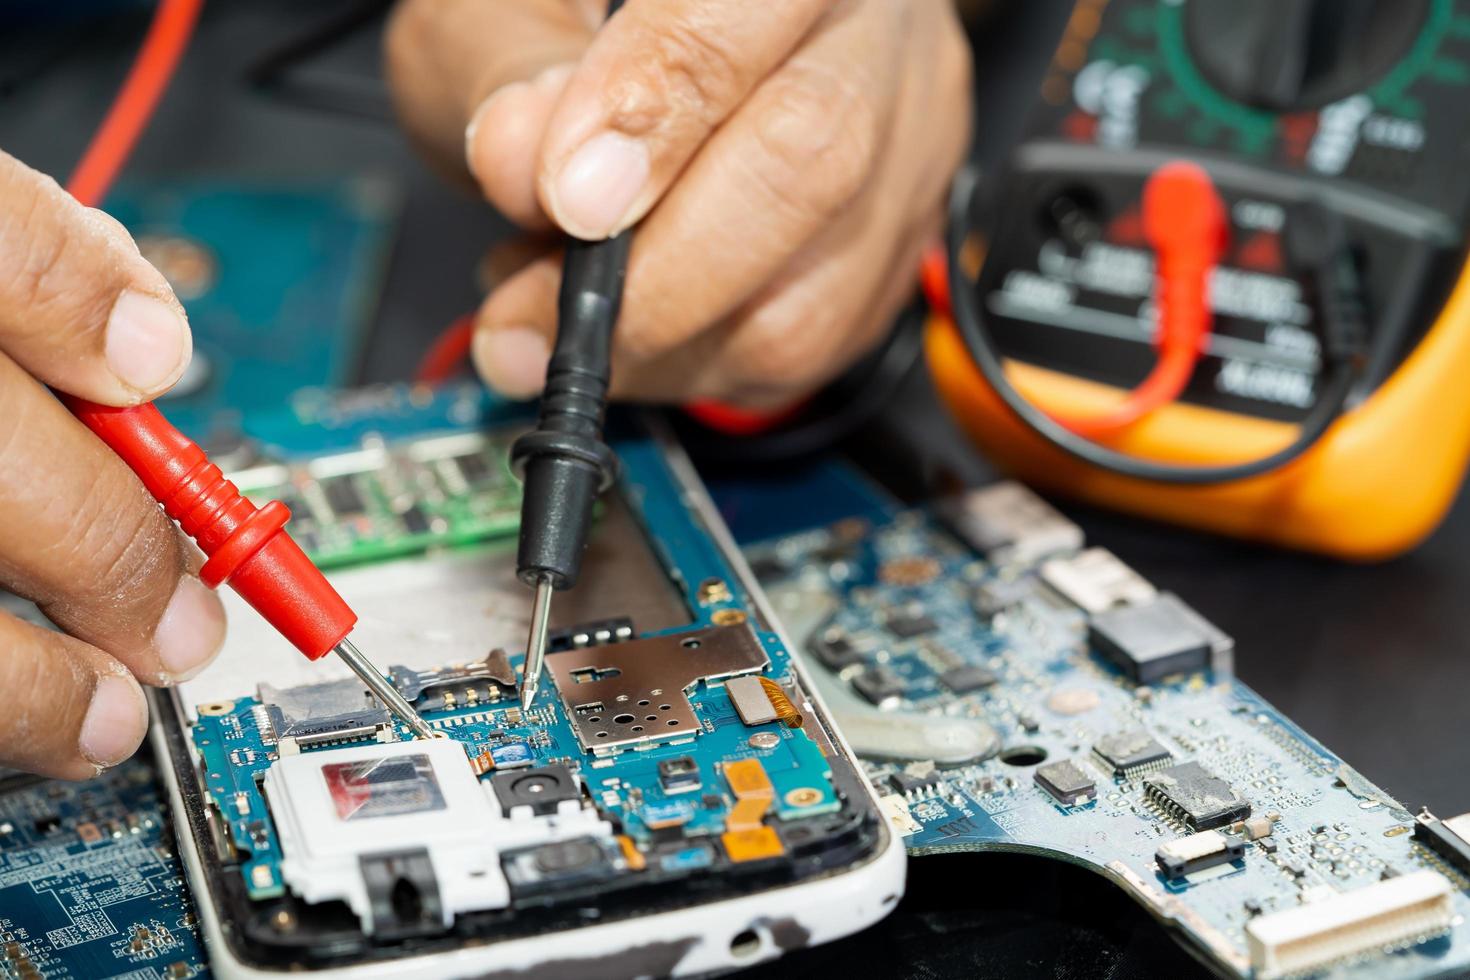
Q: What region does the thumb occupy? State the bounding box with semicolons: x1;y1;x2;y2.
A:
0;150;191;405
385;0;593;227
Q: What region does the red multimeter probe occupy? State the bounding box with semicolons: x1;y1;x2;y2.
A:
60;0;434;739
65;401;436;740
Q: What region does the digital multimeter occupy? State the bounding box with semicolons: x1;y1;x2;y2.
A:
929;0;1470;558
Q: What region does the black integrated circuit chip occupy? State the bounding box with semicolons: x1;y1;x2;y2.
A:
809;628;864;670
401;506;431;535
1034;759;1095;806
888;770;943;796
322;475;367;516
1144;762;1251;830
1093;730;1172;776
852;666;906;707
885;610;938;638
939;664;998;694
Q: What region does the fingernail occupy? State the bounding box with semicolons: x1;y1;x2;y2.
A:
548;132;650;239
79;674;147;767
474;327;549;400
154;575;227;681
105;290;191;395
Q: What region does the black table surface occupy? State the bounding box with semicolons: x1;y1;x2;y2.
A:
3;3;1466;977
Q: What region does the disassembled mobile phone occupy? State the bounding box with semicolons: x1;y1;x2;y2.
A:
8;384;1469;980
149;387;901;978
730;465;1470;979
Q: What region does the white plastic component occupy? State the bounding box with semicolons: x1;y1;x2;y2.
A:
263;738;613;934
1157;830;1228;864
938;481;1084;563
1040;548;1157;614
263;738;509;930
877;794;922;836
1245;870;1455;978
1444;812;1470;844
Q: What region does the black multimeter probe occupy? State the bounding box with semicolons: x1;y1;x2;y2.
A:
512;0;629;711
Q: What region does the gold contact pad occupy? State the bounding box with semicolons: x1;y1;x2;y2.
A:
724;758;774;800
721;826;785;863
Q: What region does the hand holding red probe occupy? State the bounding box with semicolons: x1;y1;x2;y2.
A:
0;0;432;779
0;148;226;779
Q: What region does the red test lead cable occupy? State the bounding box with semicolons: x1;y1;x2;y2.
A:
69;399;349;655
922;161;1226;438
1048;160;1226;437
1018;161;1225;436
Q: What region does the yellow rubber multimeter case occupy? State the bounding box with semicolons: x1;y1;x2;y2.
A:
930;0;1470;560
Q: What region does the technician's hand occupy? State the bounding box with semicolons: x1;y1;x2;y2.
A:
0;150;226;780
386;0;971;407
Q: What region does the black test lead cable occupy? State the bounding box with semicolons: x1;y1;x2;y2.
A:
511;0;629;712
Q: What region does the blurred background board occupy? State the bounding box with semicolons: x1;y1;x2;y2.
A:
0;758;208;980
107;179;398;446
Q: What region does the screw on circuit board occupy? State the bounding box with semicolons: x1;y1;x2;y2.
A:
784;788;822;808
748;732;780;750
697;578;732;604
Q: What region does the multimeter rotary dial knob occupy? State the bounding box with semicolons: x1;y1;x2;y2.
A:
1184;0;1429;112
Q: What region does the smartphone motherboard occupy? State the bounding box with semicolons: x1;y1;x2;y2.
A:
157;387;894;976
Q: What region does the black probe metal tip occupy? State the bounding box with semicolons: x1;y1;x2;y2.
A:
510;232;630;591
513;0;629;714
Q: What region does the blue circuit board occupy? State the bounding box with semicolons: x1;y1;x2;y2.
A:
106;180;397;445
191;684;836;902
0;759;208;980
182;392;862;953
727;462;1470;979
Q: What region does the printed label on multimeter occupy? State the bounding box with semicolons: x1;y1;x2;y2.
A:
989;220;1318;413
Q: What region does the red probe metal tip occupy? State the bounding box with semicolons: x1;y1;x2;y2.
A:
65;398;356;660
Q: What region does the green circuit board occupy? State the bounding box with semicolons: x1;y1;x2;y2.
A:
229;428;522;571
